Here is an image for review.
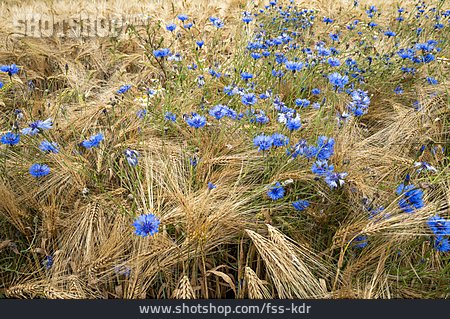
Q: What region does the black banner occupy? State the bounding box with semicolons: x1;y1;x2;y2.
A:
0;299;448;319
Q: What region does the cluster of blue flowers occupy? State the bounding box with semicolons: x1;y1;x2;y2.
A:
286;136;347;190
209;104;237;120
346;89;370;117
0;108;106;179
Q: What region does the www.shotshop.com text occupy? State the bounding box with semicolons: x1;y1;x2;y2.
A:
138;302;312;316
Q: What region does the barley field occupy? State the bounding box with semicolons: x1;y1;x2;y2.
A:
0;0;449;299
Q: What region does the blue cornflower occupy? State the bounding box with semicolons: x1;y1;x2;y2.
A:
124;149;139;166
0;82;3;89
384;30;396;37
286;117;301;131
22;118;53;136
1;132;20;146
117;84;131;94
242;15;253;24
177;14;188;22
434;236;450;252
317;47;331;57
241;93;257;106
0;64;20;76
415;42;434;52
196;40;204;48
224;85;236;96
311;160;334;176
208;68;222;78
251;52;263;60
311;88;321;95
253;134;273;152
197;75;205;87
426;77;438;85
164;111;177;122
328;72;349;90
292;200;309;211
327;57;341;67
167;53;182;62
247;42;263;50
39;140;59;153
209;104;228;120
414;162;437;174
240;71;253;81
286;139;308;159
275;52;287;64
42;255;53;269
367;205;385;220
114;265;131;277
400;66;416;75
427;215;450;237
267;182;285;201
323;17;334;24
207;182;217;190
316;136;335;160
325;171;348;189
137;109;147;119
394;86;403;94
147;89;157;97
133;213;160;237
396;183;424;213
271;133;289;147
329;33;339;42
366;5;377;16
81;133;104;149
422;53;435;63
210;17;224;28
29;163;50;178
224;107;237;120
153;48;171;58
186;113;206;129
295;98;310;108
254;110;269;125
166;23;176;32
15;109;23;120
259;91;272;99
189;156;198;167
351;235;368;248
271;69;284;78
285;60;304;72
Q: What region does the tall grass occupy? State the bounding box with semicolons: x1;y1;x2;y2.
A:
0;0;449;299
